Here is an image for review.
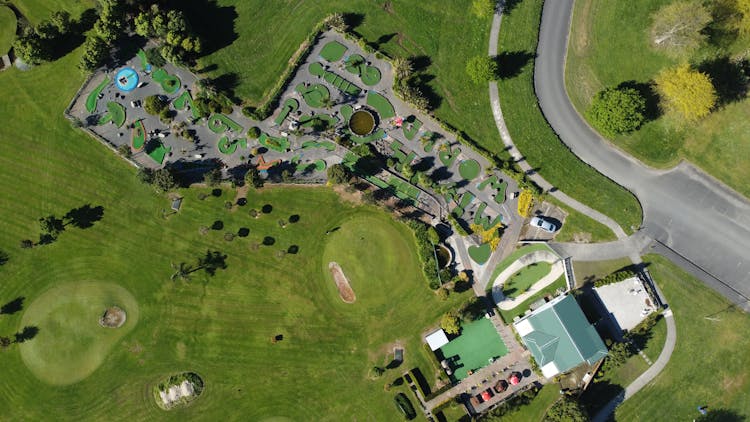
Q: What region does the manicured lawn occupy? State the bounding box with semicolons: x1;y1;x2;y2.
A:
496;0;642;232
274;97;298;125
131;120;145;150
494;384;559;422
572;257;634;287
189;0;497;157
547;197;617;243
438;318;508;381
566;0;750;198
487;244;552;290
468;243;491;265
0;5;16;55
319;40;347;62
502;262;552;299
614;255;750;420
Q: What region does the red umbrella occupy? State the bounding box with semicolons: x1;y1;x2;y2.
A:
481;391;492;401
509;374;520;385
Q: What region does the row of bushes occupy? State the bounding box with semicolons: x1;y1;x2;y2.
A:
594;270;636;287
394;393;417;420
403;219;442;289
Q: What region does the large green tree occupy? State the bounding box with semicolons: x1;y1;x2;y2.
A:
78;36;109;72
587;87;647;136
440;311;461;335
544;396;588;422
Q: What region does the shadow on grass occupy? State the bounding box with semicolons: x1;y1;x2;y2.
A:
580;379;625;416
0;297;24;315
616;80;662;122
698;57;749;106
14;326;39;343
495;51;535;79
179;0;238;57
64;204;104;229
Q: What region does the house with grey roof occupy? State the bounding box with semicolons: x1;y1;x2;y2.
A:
513;294;608;378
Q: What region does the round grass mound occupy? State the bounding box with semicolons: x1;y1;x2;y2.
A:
19;281;139;385
458;159;481;180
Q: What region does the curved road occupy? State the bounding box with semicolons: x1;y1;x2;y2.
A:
535;0;750;308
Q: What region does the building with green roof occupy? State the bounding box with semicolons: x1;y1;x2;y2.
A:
513;294;607;378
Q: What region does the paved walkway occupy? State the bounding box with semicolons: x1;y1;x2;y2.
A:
487;7;626;241
592;310;676;422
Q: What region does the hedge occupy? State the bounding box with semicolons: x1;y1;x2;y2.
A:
594;270;636;287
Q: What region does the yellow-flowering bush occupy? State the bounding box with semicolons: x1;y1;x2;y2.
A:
517;190;533;218
470;222;503;251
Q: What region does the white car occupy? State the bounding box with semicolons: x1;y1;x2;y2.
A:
530;216;557;233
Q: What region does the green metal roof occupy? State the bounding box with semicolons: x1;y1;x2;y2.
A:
519;295;607;374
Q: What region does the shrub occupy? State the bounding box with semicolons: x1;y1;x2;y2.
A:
394;393;417;420
471;0;496;18
587;87;647;136
144;95;168;115
440;311;461;335
466;55;497;84
517;189;533;218
247;126;261;138
594;270;636;287
404;220;441;288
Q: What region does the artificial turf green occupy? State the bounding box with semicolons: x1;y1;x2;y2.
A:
131;120;145;150
217;136;237;154
274;98;299;125
147;141;170;164
295;83;330;108
319;40;347;62
502;262;552;299
258;132;290;152
350;128;385;144
85;77;110;113
366;91;395;119
106;101;126;127
458;159;481;181
173;91;200;119
0;5;17;55
208;114;244;134
468;243;491;265
438;318;508;380
402;116;422;140
151;68;181;94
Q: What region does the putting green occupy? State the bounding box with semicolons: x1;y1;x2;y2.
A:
458;159;481;180
152;68;181;94
85;77;111;113
19;282;139;386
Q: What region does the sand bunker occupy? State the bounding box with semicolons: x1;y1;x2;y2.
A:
328;262;356;303
99;306;127;328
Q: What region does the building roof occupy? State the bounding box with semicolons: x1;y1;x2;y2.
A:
514;295;607;378
425;329;450;351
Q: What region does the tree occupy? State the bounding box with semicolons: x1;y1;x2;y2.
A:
137;167;154;184
117;144;132;158
203;168;222;187
19;239;34;249
13;34;45;65
544;396;588;422
144;95;168;115
602;341;633;372
79;36;109;72
39;215;64;238
153;168;176;192
471;0;495;18
650;1;711;56
392;57;413;80
440;311;461;335
0;336;11;349
587;87;647;136
49;11;72;34
327;164;349;185
245;165;263;188
324;13;348;32
655;64;717;121
465;55;497;84
170;262;192;282
739;0;750;34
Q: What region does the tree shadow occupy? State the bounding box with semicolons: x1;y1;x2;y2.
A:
196;249;227;276
64;204;104;229
0;249;8;266
237;227;249;237
698;56;749;106
179;0;239;57
495;51;535;79
14;326;39;343
114;34;148;66
289;214;300;223
706;1;741;50
697;408;746;422
210;72;241;103
263;236;275;246
410;55;432;72
343;13;365;30
616;80;661;121
408;73;442;110
287;245;299;254
262;204;273;214
47;8;96;61
211;220;224;230
0;297;24;315
372;33;397;50
501;0;524;15
580;379;625;415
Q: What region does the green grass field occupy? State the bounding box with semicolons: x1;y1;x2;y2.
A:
547;197;617;243
566;0;750;198
612;255;750;420
0;5;16;55
496;0;642;232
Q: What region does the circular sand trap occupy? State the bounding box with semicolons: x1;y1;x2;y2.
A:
19;282;139;385
328;262;356;303
99;306;127;328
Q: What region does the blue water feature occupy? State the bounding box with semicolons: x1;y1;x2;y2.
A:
115;67;139;92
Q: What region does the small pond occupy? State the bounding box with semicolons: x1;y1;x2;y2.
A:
349;109;376;135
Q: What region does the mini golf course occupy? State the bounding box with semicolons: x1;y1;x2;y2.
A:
85;77;111;113
366;92;394;119
0;5;17;55
502;262;552;299
439;145;460;167
320;41;348;62
458;159;481;181
208;114;244;134
468;243;491;265
310;62;362;96
259;133;290;152
136;49;150;71
296;83;330;108
344;54;381;86
173;91;200;119
302;140;336;151
97;102;126;127
218;136;238;154
438;318;508;381
131;120;146;151
152;68;181;94
275;98;299;125
18;281;139;385
147;141;171;164
402;116;422;140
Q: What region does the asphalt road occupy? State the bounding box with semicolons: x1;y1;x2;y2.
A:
534;0;750;307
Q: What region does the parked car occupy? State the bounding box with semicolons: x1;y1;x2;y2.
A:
530;216;557;233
